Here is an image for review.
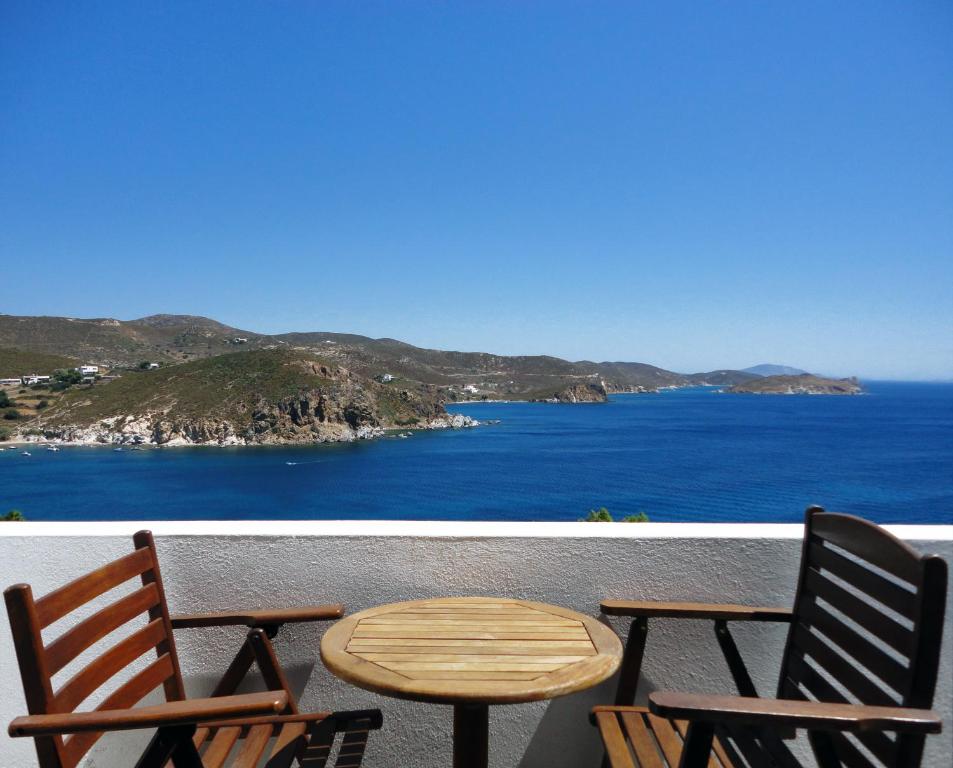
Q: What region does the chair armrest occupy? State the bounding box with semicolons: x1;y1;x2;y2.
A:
170;604;344;629
8;691;288;737
201;708;384;732
600;600;792;622
647;692;943;735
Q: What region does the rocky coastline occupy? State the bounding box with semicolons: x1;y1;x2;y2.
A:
12;350;481;447
20;411;478;447
532;380;609;403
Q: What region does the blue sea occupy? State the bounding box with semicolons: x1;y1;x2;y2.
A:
1;382;951;523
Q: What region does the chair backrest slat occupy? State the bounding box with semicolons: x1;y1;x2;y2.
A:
810;513;922;583
789;624;897;706
807;541;916;619
34;548;154;630
783;655;900;768
824;731;879;768
777;506;947;768
4;531;185;768
45;583;160;675
61;653;175;766
54;618;167;713
802;568;913;655
801;601;909;695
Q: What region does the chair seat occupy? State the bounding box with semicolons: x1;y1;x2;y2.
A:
174;712;372;768
595;707;737;768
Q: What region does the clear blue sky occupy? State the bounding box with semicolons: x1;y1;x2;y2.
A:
1;3;951;379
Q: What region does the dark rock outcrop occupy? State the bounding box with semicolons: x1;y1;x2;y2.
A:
536;380;608;403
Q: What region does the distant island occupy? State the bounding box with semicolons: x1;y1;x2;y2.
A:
726;374;863;395
0;313;861;445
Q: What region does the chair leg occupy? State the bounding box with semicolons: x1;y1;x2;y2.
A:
601;617;649;768
334;714;377;768
135;725;201;768
677;722;714;768
713;620;758;698
248;627;299;713
809;731;844;768
210;636;258;697
614;617;649;705
170;736;205;768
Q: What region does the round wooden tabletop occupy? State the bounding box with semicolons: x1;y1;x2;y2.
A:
320;596;622;705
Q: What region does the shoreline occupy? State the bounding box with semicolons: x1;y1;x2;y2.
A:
3;414;480;449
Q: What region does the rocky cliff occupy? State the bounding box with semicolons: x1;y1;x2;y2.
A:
23;350;477;445
535;380;608;403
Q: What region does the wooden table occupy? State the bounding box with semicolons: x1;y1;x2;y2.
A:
320;597;622;768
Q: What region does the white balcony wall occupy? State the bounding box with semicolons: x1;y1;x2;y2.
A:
1;522;950;768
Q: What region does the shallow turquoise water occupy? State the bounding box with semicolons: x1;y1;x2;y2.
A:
1;382;950;523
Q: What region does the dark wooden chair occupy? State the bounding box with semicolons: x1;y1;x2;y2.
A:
5;530;382;768
592;506;946;768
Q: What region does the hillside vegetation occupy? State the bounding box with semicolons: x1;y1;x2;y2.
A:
0;314;267;367
30;349;455;445
0;312;829;402
0;347;79;377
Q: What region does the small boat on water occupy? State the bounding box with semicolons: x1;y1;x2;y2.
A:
113;447;123;452
21;451;31;457
46;445;60;452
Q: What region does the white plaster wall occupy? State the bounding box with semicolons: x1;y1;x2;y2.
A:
0;522;950;768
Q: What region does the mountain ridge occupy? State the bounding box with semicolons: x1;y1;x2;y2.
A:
742;363;809;377
0;313;818;399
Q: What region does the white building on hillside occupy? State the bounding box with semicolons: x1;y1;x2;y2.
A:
76;365;99;375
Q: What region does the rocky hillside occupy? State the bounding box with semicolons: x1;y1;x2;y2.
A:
725;374;863;395
0;314;269;368
0;313;854;402
0;314;692;395
22;349;473;445
0;347;79;377
533;381;609;403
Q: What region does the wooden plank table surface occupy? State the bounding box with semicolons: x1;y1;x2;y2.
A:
321;597;623;768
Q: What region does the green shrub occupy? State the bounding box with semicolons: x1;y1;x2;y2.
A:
3;409;20;420
2;510;25;521
36;399;49;410
51;369;83;391
0;426;11;441
581;507;650;522
0;391;10;408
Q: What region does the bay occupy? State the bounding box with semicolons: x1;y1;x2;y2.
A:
1;382;950;523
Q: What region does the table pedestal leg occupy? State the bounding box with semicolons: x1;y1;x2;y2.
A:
453;703;489;768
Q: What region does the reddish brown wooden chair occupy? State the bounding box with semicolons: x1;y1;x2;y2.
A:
592;506;946;768
5;530;382;768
